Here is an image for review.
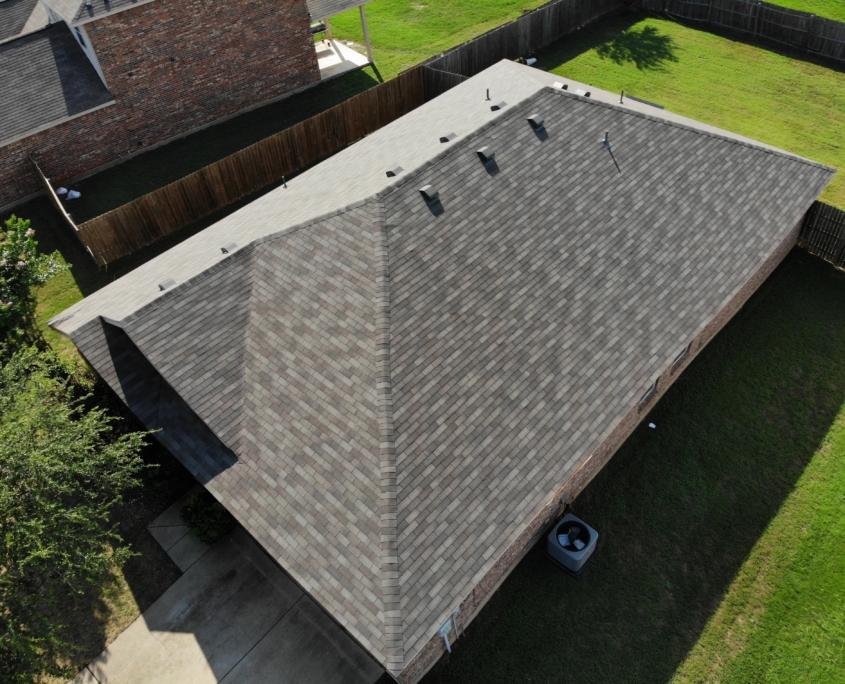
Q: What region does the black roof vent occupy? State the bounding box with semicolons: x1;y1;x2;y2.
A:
526;114;544;130
440;132;457;143
419;185;439;202
158;278;176;291
490;101;507;111
386;166;404;177
476;147;496;164
221;243;238;254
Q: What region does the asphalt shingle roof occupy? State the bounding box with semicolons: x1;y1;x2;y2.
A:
0;22;112;144
54;61;835;676
0;0;40;40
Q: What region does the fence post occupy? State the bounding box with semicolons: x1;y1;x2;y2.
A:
706;0;713;24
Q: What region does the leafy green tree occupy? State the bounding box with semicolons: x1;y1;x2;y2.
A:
0;216;67;356
0;349;148;682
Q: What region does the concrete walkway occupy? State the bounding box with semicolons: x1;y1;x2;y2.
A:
74;497;383;684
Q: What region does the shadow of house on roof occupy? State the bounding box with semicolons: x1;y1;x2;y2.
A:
50;60;835;683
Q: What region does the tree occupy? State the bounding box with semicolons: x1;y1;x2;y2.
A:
0;349;148;682
0;216;67;357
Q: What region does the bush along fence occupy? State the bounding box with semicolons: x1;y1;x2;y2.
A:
798;201;845;268
70;0;622;265
641;0;845;62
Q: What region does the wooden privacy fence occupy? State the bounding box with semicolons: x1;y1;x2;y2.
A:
641;0;845;62
73;0;622;264
422;0;622;98
76;67;425;265
798;201;845;269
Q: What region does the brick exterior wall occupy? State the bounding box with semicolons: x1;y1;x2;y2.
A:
0;0;319;208
397;220;804;684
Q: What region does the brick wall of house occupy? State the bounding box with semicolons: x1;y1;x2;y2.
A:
398;221;804;684
0;0;319;208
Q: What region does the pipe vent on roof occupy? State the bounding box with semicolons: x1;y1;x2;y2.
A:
477;147;495;164
440;132;457;143
527;114;545;130
221;243;238;254
419;185;439;202
158;278;176;291
386;166;404;177
490;101;507;111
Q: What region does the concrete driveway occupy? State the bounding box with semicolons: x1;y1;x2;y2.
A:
74;524;383;684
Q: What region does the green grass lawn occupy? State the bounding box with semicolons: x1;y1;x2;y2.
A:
536;13;845;209
420;249;845;684
776;0;845;22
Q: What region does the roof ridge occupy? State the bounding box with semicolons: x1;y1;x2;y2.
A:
546;86;834;173
372;199;405;673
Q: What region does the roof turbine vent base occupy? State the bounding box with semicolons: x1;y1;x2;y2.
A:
419;185;439;202
526;114;545;130
476;146;496;164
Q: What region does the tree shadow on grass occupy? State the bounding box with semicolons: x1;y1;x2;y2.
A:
422;251;845;684
595;24;679;70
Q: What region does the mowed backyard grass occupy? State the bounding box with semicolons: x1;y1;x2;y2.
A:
537;13;845;209
422;250;845;684
777;0;845;22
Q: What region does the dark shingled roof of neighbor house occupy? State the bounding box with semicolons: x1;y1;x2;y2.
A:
0;21;112;144
0;0;40;40
51;61;835;677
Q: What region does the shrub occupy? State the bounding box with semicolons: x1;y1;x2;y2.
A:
180;491;236;544
0;216;67;357
0;348;148;683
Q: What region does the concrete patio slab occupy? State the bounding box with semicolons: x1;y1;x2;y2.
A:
87;528;303;683
316;39;369;80
219;594;384;684
146;485;203;553
166;531;211;572
77;525;383;684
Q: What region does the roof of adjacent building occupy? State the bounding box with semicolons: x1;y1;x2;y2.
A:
0;21;112;145
307;0;370;21
52;61;835;676
0;0;41;40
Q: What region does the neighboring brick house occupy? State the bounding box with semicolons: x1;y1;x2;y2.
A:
0;0;371;209
50;61;834;683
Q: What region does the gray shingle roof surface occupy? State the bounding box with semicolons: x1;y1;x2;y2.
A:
0;0;40;40
0;22;112;144
307;0;369;20
56;62;835;675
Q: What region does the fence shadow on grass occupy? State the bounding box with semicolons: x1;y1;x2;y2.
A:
421;250;845;684
595;23;680;69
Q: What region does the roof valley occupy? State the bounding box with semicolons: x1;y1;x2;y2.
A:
373;201;405;673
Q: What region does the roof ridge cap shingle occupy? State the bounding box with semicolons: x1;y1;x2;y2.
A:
546;86;834;173
371;199;404;673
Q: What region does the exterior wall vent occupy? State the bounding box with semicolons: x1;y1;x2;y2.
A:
419;185;439;202
638;377;659;412
476;147;495;164
158;278;176;291
527;114;545;130
221;243;238;254
440;132;457;143
386;166;404;177
490;101;507;111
